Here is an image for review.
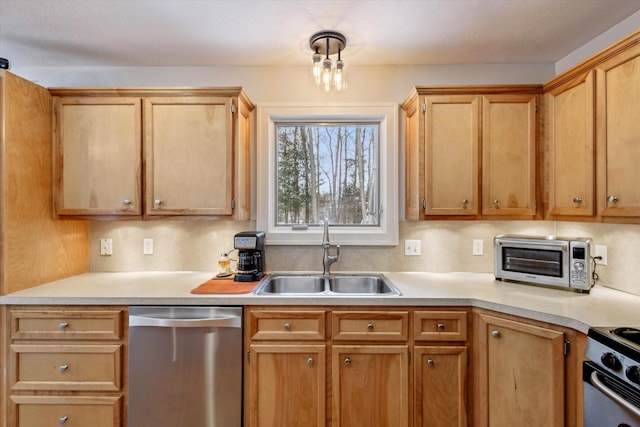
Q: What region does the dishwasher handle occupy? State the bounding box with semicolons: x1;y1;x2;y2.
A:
129;314;241;328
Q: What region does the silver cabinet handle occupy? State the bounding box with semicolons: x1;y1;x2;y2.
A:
493;199;500;206
58;364;69;373
608;195;618;204
58;416;68;424
307;357;314;366
573;197;582;204
344;357;351;367
461;199;468;205
491;330;500;338
427;359;435;367
58;322;69;330
421;199;426;210
123;199;132;206
367;323;374;331
283;322;291;330
154;199;162;206
437;323;445;331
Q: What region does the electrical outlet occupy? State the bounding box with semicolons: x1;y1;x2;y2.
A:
143;238;154;255
472;239;483;256
100;238;112;256
404;239;421;256
595;245;607;265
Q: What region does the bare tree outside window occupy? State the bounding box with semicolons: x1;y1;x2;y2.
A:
275;123;379;226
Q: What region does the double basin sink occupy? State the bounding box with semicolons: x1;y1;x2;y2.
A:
254;273;401;296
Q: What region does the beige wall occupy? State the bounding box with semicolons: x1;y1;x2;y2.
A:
90;219;640;296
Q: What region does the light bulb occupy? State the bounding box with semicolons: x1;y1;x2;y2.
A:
312;52;322;85
322;57;333;87
334;59;345;91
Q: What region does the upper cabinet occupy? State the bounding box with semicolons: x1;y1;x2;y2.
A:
403;87;540;220
546;71;596;218
596;43;640;218
54;97;142;216
51;88;253;220
543;29;640;223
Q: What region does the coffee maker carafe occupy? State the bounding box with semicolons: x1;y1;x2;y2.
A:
233;231;265;282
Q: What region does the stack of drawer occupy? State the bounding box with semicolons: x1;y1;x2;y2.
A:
7;306;126;427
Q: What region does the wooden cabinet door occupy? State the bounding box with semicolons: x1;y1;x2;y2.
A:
414;346;467;427
596;45;640;217
144;97;233;216
482;95;537;216
248;344;326;427
424;95;480;215
54;97;142;216
547;71;596;217
477;314;565;427
331;345;409;427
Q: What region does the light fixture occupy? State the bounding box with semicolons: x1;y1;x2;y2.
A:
309;31;347;92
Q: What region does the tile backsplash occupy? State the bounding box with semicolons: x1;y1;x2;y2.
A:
90;219;640;296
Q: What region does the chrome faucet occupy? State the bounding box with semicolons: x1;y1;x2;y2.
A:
322;218;340;275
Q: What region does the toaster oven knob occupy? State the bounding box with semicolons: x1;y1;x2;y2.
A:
602;352;622;370
626;365;640;384
574;262;584;271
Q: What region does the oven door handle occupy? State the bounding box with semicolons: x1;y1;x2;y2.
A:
590;371;640;418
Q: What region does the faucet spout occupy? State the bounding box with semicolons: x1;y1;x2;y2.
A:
322;218;340;275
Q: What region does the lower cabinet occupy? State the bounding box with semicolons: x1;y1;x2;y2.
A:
245;307;469;427
5;306;127;427
473;310;580;427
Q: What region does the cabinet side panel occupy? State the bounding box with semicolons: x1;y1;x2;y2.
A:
3;73;88;294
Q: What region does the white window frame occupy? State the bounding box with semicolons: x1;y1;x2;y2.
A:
257;103;398;246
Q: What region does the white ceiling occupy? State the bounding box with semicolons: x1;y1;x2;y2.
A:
1;0;639;68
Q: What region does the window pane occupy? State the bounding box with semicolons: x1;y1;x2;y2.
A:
275;123;379;226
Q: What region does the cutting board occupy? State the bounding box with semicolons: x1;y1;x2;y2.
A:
190;275;265;294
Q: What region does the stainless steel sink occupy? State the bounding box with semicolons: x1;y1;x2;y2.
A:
254;273;401;296
328;275;398;294
255;275;325;294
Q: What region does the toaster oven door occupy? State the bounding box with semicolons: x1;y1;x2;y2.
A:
495;239;569;287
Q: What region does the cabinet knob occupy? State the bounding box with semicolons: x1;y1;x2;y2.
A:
493;199;500;207
58;416;68;424
491;330;500;338
344;357;351;367
307;357;314;366
437;323;445;331
573;197;583;204
283;323;291;330
58;364;69;373
59;322;69;330
367;323;374;331
461;199;469;206
427;359;435;367
608;195;618;204
154;199;162;206
123;199;132;206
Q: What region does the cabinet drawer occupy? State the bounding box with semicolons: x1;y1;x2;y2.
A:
414;311;467;341
10;308;124;340
332;311;409;341
10;344;122;391
249;310;326;341
11;395;122;427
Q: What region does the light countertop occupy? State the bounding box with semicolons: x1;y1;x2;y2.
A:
1;270;639;334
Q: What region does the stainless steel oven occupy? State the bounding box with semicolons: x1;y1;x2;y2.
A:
584;327;640;427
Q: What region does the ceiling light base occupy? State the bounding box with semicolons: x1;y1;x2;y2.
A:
309;31;346;56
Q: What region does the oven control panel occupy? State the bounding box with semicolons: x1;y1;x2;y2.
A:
586;335;640;389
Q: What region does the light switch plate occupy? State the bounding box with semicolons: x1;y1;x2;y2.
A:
404;240;421;256
473;239;483;256
143;238;154;255
595;245;607;265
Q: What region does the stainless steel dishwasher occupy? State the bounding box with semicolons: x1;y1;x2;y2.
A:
128;306;242;427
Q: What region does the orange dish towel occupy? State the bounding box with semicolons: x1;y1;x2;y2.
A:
190;276;266;294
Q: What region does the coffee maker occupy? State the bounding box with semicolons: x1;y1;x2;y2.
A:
233;231;265;282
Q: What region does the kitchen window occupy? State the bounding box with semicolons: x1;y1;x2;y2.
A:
257;104;398;245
